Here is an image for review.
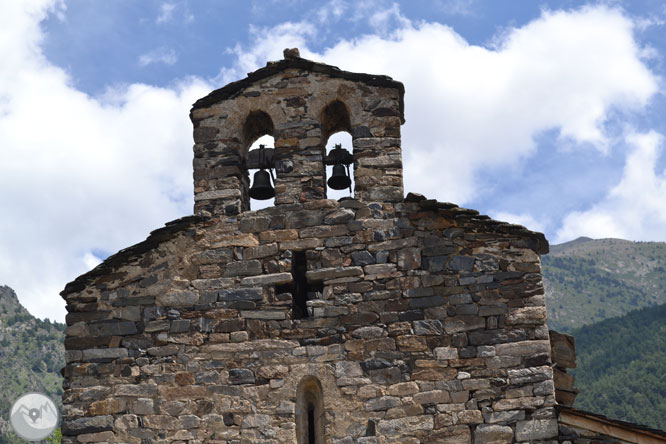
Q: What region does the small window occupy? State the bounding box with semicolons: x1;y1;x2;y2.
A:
296;376;324;444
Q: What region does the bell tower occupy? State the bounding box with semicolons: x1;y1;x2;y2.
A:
189;49;405;216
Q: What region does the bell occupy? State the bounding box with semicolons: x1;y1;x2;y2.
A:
249;169;275;200
327;163;351;190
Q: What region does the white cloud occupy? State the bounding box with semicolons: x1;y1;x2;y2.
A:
228;4;658;206
556;131;666;243
138;47;178;66
315;0;348;24
156;2;177;24
0;1;211;321
490;212;547;234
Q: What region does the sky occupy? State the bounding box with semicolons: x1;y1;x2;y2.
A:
1;0;665;322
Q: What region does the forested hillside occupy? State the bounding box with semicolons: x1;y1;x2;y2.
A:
543;237;666;331
0;286;65;444
572;302;666;431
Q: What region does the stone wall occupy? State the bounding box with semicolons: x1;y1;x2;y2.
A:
61;193;553;444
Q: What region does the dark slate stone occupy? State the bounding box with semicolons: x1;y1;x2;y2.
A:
223;413;235;426
64;336;110;350
408;296;446;309
111;296;155;307
404;287;434;298
459;346;477;359
352;126;373;138
369;367;401;384
399;309;425;321
89;321;137;337
65;311;111;326
351;251;376;266
199;291;218;305
218;288;263;302
139;275;158;288
340;312;379;325
468;329;527;346
360;358;393;372
448;256;475;271
413;320;443;335
525;353;551;367
424;256;448;272
170;320;191;334
144;306;167;321
229;368;255;385
372;107;400;117
62;415;114;435
213;319;244;333
494;272;525;281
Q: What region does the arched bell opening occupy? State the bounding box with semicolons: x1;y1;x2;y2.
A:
296;376;324;444
243;111;276;210
325;132;354;201
320;101;354;200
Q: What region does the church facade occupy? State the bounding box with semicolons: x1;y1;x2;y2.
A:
59;50;663;444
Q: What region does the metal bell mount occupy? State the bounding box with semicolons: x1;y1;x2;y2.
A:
248;144;276;200
325;144;354;193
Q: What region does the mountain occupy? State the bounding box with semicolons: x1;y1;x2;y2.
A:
542;237;666;331
572;302;666;431
0;286;65;444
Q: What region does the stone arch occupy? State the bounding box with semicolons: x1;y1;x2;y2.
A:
243;110;275;155
296;376;325;444
319;100;352;143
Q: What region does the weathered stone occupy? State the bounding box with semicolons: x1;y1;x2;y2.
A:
218;288;263;301
88;321;137;337
365;396;401;411
306;266;363;281
224;260;263;276
351;251;376;266
82;348;128;361
515;419;558;441
377;415;434;435
414;319;443;335
157;290;199;307
240;272;292;286
413;390;451;404
495;340;550;357
62;415;114;435
229;368;255;384
474;424;513;444
434;346;459;360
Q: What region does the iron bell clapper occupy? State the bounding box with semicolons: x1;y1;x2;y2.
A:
327;163;351;190
249;144;275;200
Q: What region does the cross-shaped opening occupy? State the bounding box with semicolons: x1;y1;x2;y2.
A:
277;251;322;319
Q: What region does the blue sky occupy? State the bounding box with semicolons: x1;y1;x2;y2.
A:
1;0;665;321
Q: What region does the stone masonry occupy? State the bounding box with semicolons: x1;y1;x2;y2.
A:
60;50;559;444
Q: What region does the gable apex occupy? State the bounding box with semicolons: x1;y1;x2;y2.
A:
191;49;405;123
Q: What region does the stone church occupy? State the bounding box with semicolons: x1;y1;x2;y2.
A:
59;50;666;444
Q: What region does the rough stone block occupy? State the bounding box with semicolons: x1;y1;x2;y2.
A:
515;419;558;441
474;424;513;444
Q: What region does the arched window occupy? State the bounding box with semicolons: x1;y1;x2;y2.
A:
320;101;354;200
243;111;275;210
325;131;354;201
296;376;324;444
